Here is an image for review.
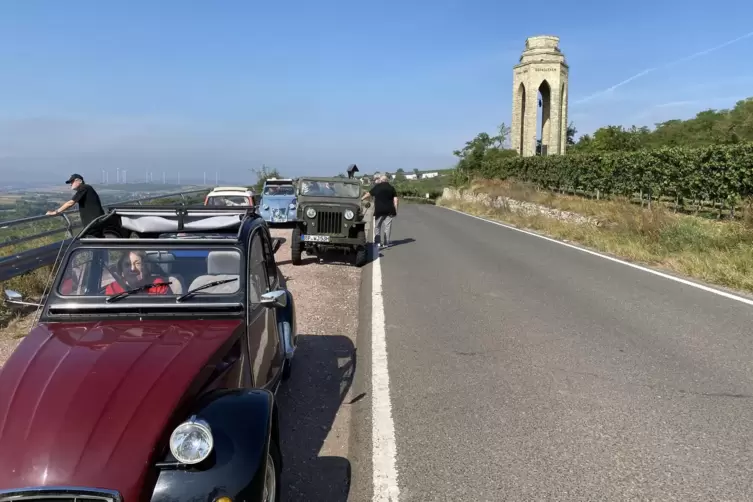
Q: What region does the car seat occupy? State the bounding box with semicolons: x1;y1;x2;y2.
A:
186;250;241;294
145;251;185;294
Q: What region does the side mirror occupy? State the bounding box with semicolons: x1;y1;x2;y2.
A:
271;237;286;254
260;290;287;309
3;289;42;309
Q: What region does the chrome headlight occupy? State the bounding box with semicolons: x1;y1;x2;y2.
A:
306;207;316;218
289;203;296;209
169;416;214;465
263;204;269;210
344;209;355;220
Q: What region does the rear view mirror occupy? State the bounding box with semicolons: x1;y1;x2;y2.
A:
260;290;287;309
4;290;22;302
271;237;286;254
3;289;42;309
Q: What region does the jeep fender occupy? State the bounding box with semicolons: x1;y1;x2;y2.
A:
149;389;276;502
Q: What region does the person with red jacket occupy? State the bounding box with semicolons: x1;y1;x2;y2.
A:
105;250;170;295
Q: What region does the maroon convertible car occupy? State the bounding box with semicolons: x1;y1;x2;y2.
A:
0;204;297;502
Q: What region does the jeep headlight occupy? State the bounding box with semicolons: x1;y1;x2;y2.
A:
344;209;355;220
306;207;316;218
169;416;214;464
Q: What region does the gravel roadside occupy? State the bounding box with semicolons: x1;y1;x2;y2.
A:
271;227;363;502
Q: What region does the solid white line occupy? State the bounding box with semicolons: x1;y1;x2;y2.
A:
438;205;753;308
371;220;401;501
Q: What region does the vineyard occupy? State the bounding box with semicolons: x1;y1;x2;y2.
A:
462;143;753;216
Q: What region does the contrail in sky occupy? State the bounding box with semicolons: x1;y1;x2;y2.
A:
573;30;753;105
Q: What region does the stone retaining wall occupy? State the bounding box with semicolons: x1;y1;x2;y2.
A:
439;187;601;227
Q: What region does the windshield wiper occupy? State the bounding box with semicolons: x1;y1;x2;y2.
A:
105;281;173;303
176;278;238;302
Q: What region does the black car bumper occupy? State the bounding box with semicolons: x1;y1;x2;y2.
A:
300;234;366;246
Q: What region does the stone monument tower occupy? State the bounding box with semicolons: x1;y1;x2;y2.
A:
511;35;568;156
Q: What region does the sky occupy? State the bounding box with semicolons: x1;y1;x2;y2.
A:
1;0;753;184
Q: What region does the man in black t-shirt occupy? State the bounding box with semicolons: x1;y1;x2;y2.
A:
47;173;106;233
361;175;398;248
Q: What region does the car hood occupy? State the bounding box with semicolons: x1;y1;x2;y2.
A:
301;200;362;211
0;318;243;499
261;195;296;207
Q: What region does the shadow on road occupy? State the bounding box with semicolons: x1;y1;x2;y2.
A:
386;237;416;247
277;334;355;502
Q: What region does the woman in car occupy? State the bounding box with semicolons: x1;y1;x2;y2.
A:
105;250;171;295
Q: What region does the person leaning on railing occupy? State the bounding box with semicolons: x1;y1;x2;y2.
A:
46;173;106;236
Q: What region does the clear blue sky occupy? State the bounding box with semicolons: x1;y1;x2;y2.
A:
1;0;752;184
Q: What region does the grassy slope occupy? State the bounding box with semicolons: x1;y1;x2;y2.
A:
438;179;753;293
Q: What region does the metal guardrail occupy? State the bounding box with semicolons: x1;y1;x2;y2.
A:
0;188;210;282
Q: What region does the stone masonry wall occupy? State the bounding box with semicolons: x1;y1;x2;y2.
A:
440;187;601;227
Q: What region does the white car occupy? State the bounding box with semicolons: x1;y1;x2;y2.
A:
204;186;257;207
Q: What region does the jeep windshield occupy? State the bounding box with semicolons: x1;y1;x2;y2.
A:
57;246;242;300
299;181;360;197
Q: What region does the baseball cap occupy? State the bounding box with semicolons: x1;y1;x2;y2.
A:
65;173;84;184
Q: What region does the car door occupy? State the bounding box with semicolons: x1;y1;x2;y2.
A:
246;228;282;388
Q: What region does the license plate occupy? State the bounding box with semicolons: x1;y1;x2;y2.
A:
272;216;287;222
303;235;330;242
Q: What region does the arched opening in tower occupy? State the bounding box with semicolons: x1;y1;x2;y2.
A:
536;80;551;155
517;83;526;154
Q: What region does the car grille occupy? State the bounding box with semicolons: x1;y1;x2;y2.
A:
0;488;118;502
316;211;343;234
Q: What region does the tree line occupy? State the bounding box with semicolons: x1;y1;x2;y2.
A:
452;97;753;214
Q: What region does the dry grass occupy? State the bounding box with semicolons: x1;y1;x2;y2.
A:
440;179;753;293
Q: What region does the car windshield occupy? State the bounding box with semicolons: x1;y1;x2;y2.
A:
57;246;242;298
263;185;295;196
207;195;250;206
299;181;360;197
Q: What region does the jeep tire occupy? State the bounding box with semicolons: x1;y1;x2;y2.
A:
291;226;302;265
354;230;368;267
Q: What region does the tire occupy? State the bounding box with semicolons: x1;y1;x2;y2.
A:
291;226;302;265
265;438;283;502
354;230;367;267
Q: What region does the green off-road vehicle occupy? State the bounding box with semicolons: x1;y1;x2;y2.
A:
290;176;370;267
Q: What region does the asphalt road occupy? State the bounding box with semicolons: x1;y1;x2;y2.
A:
351;203;753;501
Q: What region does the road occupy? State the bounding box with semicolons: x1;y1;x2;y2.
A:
351;203;753;501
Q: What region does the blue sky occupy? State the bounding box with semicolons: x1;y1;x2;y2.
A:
1;0;753;184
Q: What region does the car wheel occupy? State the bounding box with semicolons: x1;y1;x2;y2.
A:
263;439;282;502
354;230;368;267
291;226;302;265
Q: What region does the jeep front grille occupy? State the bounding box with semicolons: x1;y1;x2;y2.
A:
316;211;343;234
0;488;119;502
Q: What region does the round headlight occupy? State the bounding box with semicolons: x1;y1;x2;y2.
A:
289;203;296;209
169;416;214;465
306;207;316;218
344;209;355;220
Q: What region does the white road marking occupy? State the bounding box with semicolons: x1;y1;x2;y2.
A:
439;205;753;307
371;219;401;501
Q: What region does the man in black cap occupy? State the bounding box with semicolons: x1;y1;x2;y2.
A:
46;173;105;232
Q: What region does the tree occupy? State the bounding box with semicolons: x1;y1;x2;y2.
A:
412;168;421;179
491;123;512;149
251;165;283;193
566;121;577;145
